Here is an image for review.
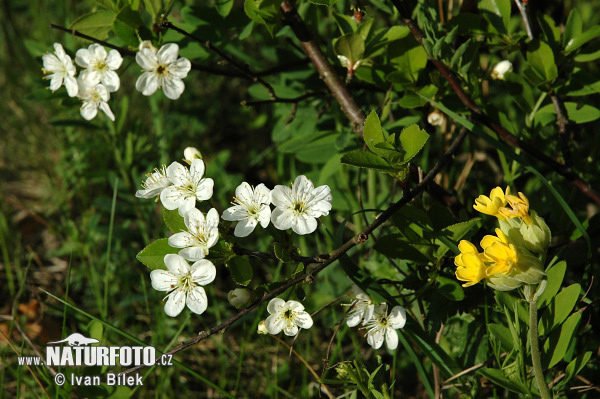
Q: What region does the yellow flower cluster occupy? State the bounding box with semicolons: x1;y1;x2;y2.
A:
455;187;549;291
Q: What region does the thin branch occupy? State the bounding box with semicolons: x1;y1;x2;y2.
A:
119;127;469;376
514;0;534;40
232;243;320;264
161;21;276;99
241;91;327;107
50;24;136;56
280;0;366;135
389;0;600;207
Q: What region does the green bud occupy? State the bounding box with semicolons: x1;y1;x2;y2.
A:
520;212;551;256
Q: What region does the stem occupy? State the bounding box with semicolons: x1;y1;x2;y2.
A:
527;285;552;399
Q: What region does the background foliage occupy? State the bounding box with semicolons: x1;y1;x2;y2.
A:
1;0;600;397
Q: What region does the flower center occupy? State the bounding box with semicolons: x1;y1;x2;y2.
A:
178;273;194;293
156;64;168;76
292;201;306;214
93;60;108;73
283;308;295;323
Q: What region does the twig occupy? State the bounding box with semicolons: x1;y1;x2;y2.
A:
241;91;327;107
513;0;534;40
161;21;276;99
49;24;135;56
120;128;469;376
232;243;324;264
280;0;366;135
389;0;600;207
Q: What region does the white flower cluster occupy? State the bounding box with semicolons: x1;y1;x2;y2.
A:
345;285;407;350
135;148;333;318
261;298;314;336
223;175;332;237
42;41;191;121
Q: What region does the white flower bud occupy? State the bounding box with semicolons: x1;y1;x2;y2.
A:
228;288;253;309
257;320;269;335
139;40;157;53
491;60;512;80
183;147;202;165
427;110;445;126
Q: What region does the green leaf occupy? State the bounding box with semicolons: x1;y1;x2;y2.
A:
162;207;187;233
563;9;583;49
373;234;433;263
142;0;162;18
88;320;104;343
538;283;581;336
244;0;279;36
537;261;567;309
333;33;365;67
525;40;558;85
136;238;179;270
113;19;139;47
215;0;234;17
307;0;337;5
225;256;253;286
564;102;600;123
340;150;393;172
116;4;143;28
388;36;428;85
563;351;592;384
565;25;600;54
478;0;511;34
479;368;530;395
436;277;464;301
70;9;117;40
434;218;481;258
363;110;386;154
488;323;514;353
399;124;429;162
206;240;235;264
403;324;461;378
543;312;582;369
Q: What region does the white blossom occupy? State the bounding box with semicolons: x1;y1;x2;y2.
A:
135;43;191;100
265;298;313;336
160;159;214;216
135;165;171;199
364;304;407;350
270;175;332;235
491;60;513;80
42;43;78;97
427;110;445;127
150;254;216;317
222;182;271;237
75;43;122;92
77;77;115;121
345;285;375;327
168;208;219;260
183;147;202;165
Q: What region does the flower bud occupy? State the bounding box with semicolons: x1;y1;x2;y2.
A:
427;110;445;126
139;40;157;53
491;60;512;80
257;320;269;335
520;212;551;256
228;288;253;309
183;147;202;165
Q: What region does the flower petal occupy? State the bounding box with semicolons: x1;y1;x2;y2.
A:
234;218;257;237
162;78;185;100
160;186;183;210
186;286;208;314
170;57;191;79
168;231;195;249
271;208;294;231
195;178;214;201
106;49;123;69
150;269;177;291
190;259;217;285
388;306;407;329
267;298;286;315
294;311;313;329
265;314;283;334
292;215;317;235
136;71;158;96
385;328;399;350
157;43;180;65
164;254;190;276
164;289;186;317
270;186;292;208
102;70;120;92
136;48;158;70
283;324;299;336
178;247;207;261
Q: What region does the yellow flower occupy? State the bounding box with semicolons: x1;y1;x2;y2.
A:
454;240;487;287
481;229;519;276
498;192;532;225
473;187;510;221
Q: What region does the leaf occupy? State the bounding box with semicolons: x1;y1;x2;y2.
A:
434;218;481;258
363;110;386;154
563;351;592;384
399;124;429;162
307;0;338;5
488;323;514;352
340;150;393;172
525;40;558;85
162;208;187;233
373;235;433;263
243;0;279;36
478;0;511;34
538;284;581;336
225;256;253;286
437;277;464;301
136;238;179;270
388;36;428;85
479;368;530;395
563;8;583;49
113;19;139;47
333;33;365;67
565;25;600;54
215;0;234;17
70;9;117;40
564;102;600;124
88;320;103;343
537;261;567;309
543;313;582;369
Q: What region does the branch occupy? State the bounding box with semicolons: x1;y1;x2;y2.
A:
120;127;469;376
389;0;600;207
280;0;366;135
241;91;327;107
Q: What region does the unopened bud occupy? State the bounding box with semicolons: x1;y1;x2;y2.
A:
139;40;157;53
491;60;512;80
257;320;269;335
228;288;252;309
184;147;202;165
427;110;445;126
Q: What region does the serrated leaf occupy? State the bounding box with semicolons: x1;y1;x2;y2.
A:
244;0;279;36
70;9;117;40
273;242;293;262
333;33;365;67
136;238;179;270
225;256;253;286
543;312;582;369
162;208;187;233
341;150;393;172
537;261;567;309
363;110;386;154
538;283;580;336
399;124;429;162
388;36;427;85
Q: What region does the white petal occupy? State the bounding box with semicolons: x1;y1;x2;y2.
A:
179;247;207;261
388;306;407;329
48;76;62;91
270;186;292;208
206;208;220;226
385;328;399;350
265;314;283;334
164;290;186;317
254;183;272;205
99;101;115;121
91;44;107;61
367;330;384;349
64;76;78;97
168;231;194;248
170;57;191;78
234;218;257;237
294;311;313;329
271;208;294;231
102;71;120;92
267;298;286;315
136;71;158;96
160;186;183;210
157;43;179;65
184;208;205;234
346;313;361;327
235;182;253;200
75;48;91;68
164;254;190;276
222;206;245;221
287;301;305;311
195;178;214;201
150;269;177;291
186;286;208;314
80;101;98;120
177;197;196;217
162;78;185;100
136;48;158;70
292;216;317;235
190;259;217;285
166;162;188;186
106;49;123;69
283;324;299;336
258;207;271;228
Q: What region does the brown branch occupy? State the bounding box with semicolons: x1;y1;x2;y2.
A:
280;0;366;135
120;127;469;376
390;0;600;207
